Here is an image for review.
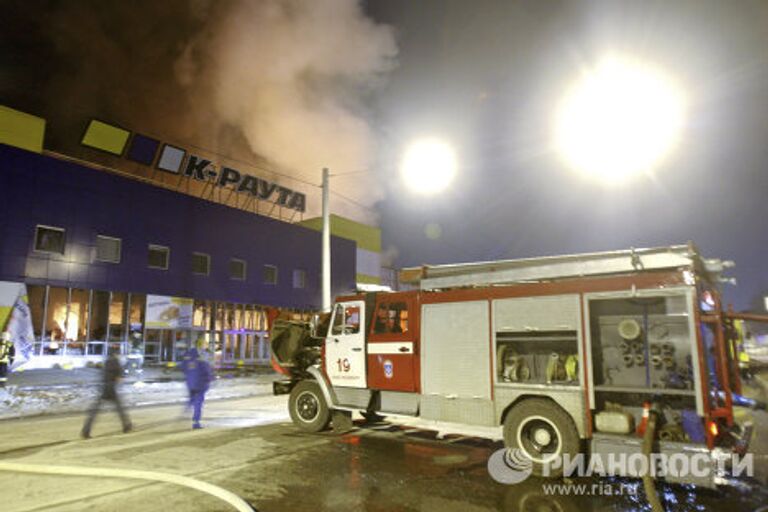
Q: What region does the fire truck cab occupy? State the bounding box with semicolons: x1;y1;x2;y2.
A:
270;243;758;486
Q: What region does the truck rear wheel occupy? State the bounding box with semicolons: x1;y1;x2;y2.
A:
503;398;580;477
289;380;331;432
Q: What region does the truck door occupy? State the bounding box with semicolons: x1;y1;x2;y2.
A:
325;300;367;388
367;295;418;392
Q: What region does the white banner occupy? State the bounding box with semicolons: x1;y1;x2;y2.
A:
0;281;35;367
8;289;35;366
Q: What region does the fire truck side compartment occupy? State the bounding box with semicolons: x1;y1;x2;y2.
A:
492;295;580;332
333;386;372;409
379;390;420;415
420;300;495;425
590;433;718;488
492;294;587;437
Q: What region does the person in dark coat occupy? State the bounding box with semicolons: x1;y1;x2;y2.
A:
180;348;214;429
81;349;132;438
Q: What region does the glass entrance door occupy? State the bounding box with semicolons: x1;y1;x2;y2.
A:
160;330;174;362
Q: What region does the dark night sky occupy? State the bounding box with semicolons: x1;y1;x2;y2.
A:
2;1;768;310
366;0;768;311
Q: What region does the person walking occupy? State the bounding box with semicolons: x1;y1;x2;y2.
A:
181;347;214;429
81;348;132;438
0;331;15;388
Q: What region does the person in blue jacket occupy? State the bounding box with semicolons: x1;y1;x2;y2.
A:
180;347;214;429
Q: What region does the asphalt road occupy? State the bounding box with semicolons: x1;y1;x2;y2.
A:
1;393;767;512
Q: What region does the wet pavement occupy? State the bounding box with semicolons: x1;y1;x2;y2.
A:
1;393;766;512
241;422;768;512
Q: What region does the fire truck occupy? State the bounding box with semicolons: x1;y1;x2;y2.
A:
270;243;762;486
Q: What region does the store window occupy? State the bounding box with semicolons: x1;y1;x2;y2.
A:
263;264;278;285
244;305;256;331
229;258;246;280
193;300;211;329
89;290;109;342
233;303;244;330
46;287;69;348
69;288;90;345
148;244;170;269
109;292;127;342
214;302;225;331
34;225;66;255
225;303;237;330
293;269;306;289
95;235;121;263
256;308;267;331
27;285;46;342
192;252;210;275
129;294;146;338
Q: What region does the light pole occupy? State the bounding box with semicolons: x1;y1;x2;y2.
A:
320;138;457;310
321;167;331;312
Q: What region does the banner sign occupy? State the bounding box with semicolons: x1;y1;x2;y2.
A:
0;281;35;367
145;295;194;329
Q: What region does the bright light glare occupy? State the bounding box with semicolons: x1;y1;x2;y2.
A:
556;57;685;184
400;138;457;195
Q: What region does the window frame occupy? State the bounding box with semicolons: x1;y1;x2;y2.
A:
293;269;306;289
229;258;247;281
95;235;122;264
191;252;211;276
263;264;278;285
34;225;66;255
147;244;170;270
332;303;361;336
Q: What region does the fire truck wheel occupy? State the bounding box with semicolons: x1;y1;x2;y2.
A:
289;380;331;432
503;398;580;477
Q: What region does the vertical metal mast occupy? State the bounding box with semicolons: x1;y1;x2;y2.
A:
321;168;331;311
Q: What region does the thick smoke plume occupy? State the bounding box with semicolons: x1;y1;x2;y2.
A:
0;0;396;220
177;0;397;183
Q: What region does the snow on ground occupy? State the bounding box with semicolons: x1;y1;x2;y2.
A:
0;394;292;512
0;374;279;420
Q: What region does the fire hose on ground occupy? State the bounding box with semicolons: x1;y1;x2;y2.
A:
0;460;254;511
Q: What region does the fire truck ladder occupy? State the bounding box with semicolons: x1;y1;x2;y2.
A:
400;242;734;290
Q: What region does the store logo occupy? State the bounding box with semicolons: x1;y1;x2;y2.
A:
79;118;307;213
180;156;306;212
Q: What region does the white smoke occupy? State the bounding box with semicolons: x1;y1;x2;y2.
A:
176;0;397;196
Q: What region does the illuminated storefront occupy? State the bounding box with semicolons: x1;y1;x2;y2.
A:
0;106;358;366
23;285;274;364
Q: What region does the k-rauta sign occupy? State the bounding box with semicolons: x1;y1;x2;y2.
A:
182;156;306;213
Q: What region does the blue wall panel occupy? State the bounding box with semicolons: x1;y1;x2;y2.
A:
0;144;356;308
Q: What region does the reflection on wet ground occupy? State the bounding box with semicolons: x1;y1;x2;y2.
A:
252;423;768;512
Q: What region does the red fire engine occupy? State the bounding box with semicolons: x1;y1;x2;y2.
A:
270;243;762;486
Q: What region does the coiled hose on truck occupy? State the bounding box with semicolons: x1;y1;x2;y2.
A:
642;409;665;512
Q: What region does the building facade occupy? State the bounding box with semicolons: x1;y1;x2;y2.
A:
299;214;383;286
0;106;358;366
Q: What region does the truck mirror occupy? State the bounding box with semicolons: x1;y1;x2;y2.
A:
310;314;320;337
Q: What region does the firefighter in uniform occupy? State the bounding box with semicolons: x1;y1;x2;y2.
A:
0;331;15;387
